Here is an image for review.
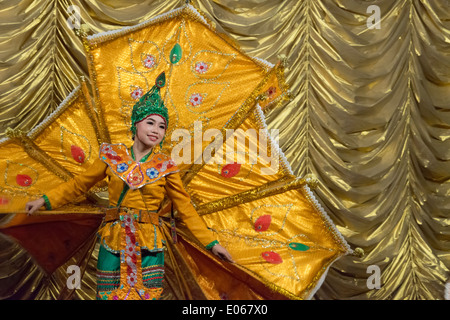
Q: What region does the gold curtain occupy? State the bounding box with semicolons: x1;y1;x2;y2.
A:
0;0;449;300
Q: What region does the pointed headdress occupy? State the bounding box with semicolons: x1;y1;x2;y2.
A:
130;72;168;138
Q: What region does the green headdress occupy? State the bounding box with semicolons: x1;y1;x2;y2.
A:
131;71;168;138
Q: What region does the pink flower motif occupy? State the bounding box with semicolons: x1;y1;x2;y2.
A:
189;93;204;106
113;295;119;300
195;61;209;74
143;55;155;69
145;293;150;300
131;87;143;100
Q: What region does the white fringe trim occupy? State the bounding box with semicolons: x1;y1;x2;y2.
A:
0;136;9;145
302;184;352;299
445;281;450;300
254;103;352;299
302;184;352;254
252;57;275;70
86;3;272;72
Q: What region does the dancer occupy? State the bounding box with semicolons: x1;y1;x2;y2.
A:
25;72;233;300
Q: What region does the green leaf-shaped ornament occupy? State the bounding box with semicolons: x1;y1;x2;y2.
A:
155;71;166;88
170;43;182;64
289;242;309;251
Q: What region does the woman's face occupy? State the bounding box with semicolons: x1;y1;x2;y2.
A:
135;115;166;148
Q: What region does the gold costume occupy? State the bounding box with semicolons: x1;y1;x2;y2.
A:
42;142;217;300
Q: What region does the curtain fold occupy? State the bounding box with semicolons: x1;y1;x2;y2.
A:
0;0;448;300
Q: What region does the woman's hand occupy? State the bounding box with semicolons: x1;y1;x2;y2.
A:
25;198;45;216
211;244;234;263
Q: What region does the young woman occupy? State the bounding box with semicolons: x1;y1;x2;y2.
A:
25;72;233;300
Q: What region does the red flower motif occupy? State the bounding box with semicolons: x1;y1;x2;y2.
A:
71;145;85;164
254;215;272;232
221;163;241;178
261;251;283;264
195;62;209;74
16;174;32;187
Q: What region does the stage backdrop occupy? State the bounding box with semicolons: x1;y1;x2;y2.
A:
0;0;449;300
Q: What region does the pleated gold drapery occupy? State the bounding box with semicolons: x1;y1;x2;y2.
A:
0;0;449;300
